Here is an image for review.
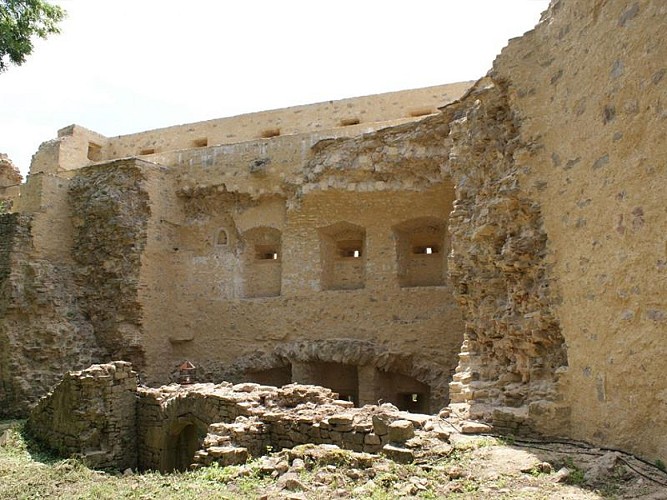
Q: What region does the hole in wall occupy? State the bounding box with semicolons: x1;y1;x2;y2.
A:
139;148;155;155
394;217;447;288
87;142;102;161
242;227;282;298
319;223;366;291
340;117;361;126
261;128;281;138
192;138;208;148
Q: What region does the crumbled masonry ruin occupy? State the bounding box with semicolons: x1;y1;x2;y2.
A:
26;362;463;471
2;0;666;466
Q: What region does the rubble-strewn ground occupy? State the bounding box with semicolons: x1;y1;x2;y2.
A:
1;420;666;499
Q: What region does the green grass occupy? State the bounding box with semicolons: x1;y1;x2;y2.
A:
0;422;258;499
1;420;650;499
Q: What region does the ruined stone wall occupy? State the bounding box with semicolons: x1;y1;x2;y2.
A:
444;79;569;436
443;0;667;461
69;160;153;370
137;176;463;409
0;154;22;212
0;213;102;416
26;362;138;470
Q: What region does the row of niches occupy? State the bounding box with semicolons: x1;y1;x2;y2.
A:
216;218;448;298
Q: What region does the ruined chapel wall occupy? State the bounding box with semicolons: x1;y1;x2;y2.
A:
490;0;667;460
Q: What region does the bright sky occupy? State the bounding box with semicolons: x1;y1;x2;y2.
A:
0;0;550;177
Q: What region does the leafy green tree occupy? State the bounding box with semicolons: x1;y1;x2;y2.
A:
0;0;65;72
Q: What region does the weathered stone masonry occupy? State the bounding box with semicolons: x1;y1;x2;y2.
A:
28;362;451;472
5;0;667;464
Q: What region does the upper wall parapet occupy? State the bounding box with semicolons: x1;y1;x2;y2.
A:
28;82;472;175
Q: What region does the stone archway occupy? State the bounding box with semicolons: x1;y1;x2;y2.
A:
163;421;200;472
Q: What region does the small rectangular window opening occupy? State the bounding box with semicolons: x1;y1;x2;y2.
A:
139;148;155;155
258;251;279;260
411;393;419;402
414;245;439;255
193;138;208;148
340;117;360;127
261;128;281;138
87;142;102;161
337;240;363;259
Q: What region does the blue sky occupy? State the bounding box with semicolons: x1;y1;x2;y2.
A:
0;0;550;177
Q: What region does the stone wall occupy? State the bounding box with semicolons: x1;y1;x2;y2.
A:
69;160;152;370
0;214;102;416
27;362;455;472
445;79;569;434
440;0;667;461
26;362;138;470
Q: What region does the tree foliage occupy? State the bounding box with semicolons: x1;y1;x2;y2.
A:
0;0;65;72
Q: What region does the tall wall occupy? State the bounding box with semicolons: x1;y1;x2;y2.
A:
0;214;102;416
68;160;153;370
444;0;667;461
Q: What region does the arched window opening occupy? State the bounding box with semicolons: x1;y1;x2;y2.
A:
394;217;447;287
216;229;228;246
241;226;282;298
319;222;366;291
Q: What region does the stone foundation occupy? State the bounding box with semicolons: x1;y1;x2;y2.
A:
28;362;454;472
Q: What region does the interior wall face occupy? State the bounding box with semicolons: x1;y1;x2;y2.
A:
137;184;464;406
481;0;667;459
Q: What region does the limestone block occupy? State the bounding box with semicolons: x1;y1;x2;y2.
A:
381;444;414;464
387;420;415;443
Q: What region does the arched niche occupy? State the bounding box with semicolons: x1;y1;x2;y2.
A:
393;217;447;288
319;221;366;291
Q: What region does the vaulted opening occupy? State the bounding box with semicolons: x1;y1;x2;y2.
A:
374;371;431;413
163;422;202;472
245;366;292;387
291;361;359;406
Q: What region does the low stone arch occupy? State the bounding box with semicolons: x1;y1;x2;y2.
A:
140;394;238;472
221;338;453;412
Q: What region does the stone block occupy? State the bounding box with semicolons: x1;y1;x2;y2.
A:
387;420;415;443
